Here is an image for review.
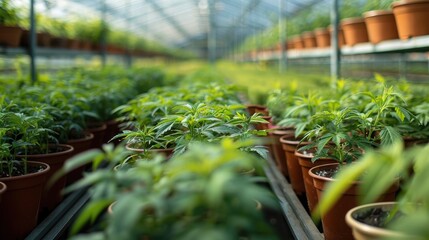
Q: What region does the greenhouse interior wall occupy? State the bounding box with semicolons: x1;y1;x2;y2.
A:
1;0;429;240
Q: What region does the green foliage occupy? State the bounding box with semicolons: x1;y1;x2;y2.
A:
0;0;21;26
65;140;277;240
0;66;167;175
314;141;429;239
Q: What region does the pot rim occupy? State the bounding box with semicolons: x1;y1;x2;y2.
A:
308;163;342;182
345;202;410;238
341;17;366;25
290;35;303;41
87;122;107;131
17;144;74;158
0;25;23;30
314;27;330;34
392;0;429;8
363;10;394;18
279;133;306;145
0;161;50;181
301;31;315;37
67;132;95;143
0;181;6;193
272;127;294;136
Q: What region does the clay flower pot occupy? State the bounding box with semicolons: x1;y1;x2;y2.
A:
279;134;310;196
290;35;304;50
87;122;107;149
270;128;294;177
341;17;369;46
328;25;346;47
286;40;294;50
364;10;399;44
0;181;6;203
0;162;50;239
301;31;317;49
246;104;269;116
392;0;429;39
345;202;411;240
104;119;121;144
66;133;95;185
309;163;399;240
294;150;336;213
18;144;74;212
314;27;331;48
0;25;23;47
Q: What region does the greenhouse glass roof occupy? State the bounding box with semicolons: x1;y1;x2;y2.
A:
16;0;328;57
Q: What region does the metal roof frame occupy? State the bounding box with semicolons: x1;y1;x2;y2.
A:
23;0;330;58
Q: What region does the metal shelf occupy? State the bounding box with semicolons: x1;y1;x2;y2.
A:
263;155;324;240
249;35;429;61
0;46;123;58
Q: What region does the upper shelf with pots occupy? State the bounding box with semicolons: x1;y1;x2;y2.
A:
248;0;429;61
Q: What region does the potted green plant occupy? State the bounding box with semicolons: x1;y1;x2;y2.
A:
392;0;429;40
277;92;329;196
12;106;74;212
61;140;279;239
0;0;23;47
317;141;429;240
0;111;51;240
363;0;398;44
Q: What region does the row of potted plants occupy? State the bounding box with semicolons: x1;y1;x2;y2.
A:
261;74;429;239
243;0;429;57
0;66;167;239
0;0;191;58
56;69;287;239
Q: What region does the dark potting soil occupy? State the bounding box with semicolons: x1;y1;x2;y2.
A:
353;207;403;228
314;166;339;178
0;163;46;178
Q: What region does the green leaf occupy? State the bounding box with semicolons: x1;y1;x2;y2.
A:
380;126;402;146
70;199;112;234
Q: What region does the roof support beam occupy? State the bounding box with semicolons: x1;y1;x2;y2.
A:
224;0;262;37
146;0;193;40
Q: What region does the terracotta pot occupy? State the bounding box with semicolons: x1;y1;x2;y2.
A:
309;163;399;240
66;133;95;185
0;181;6;202
0;162;50;239
256;115;272;131
0;25;23;47
341;17;369;46
67;38;80;49
87;122;107;149
50;36;68;48
403;135;429;148
392;0;429;39
364;10;399;44
290;35;304;49
286;40;294;50
346;202;411;240
125;143;174;159
21;30;52;47
301;31;317;49
279;134;310;196
18;144;74;212
328;26;346;47
295;150;336;213
104;119;121;144
80;40;92;51
314;28;331;48
67;133;95;154
270;128;294;177
246;104;269;116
